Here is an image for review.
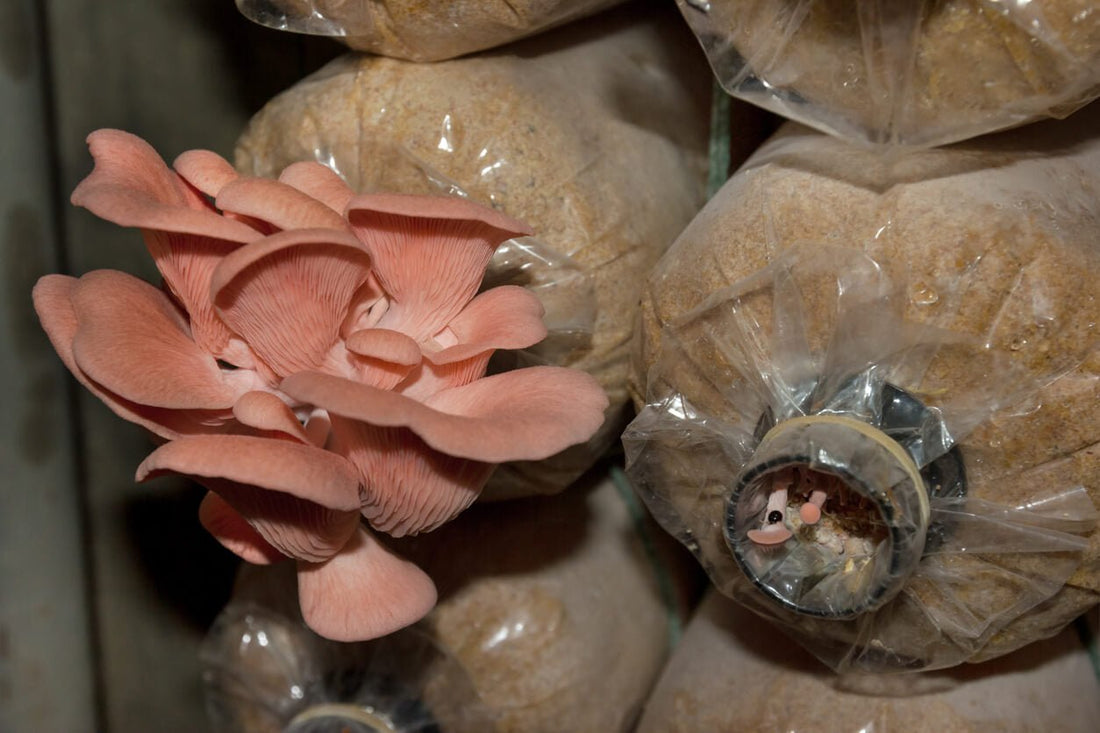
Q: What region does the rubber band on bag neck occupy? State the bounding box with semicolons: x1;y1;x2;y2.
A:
287;703;400;733
768;414;929;527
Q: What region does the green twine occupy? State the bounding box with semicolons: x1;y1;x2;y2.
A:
610;464;683;648
1073;611;1100;683
707;79;733;199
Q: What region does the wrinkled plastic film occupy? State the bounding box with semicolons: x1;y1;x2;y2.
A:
485;237;595;367
201;602;495;733
624;244;1097;672
472;240;596;370
676;0;1100;146
235;0;352;36
235;0;627;61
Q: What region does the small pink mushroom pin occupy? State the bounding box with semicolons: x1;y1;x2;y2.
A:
799;488;828;525
747;475;793;547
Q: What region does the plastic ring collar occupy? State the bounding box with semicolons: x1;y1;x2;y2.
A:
759;413;930;528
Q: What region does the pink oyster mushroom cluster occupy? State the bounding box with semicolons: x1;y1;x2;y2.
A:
33;130;609;641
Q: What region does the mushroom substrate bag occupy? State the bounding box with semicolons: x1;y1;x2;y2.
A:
234;0;628;61
636;590;1100;733
201;610;494;733
624;110;1100;673
201;470;695;733
394;469;695;733
676;0;1100;146
235;8;717;500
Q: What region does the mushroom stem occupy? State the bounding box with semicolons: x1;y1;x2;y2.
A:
800;488;828;525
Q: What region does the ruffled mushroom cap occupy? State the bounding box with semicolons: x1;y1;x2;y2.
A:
135;434;436;640
33;129;610;641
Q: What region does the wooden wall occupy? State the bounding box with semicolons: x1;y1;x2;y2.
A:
0;1;337;729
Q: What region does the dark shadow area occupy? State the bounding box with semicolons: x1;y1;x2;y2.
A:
190;0;342;120
123;479;239;631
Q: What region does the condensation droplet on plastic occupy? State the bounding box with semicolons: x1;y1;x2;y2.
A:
314;149;346;181
479;159;505;178
911;281;939;306
684;0;711;12
482;618;527;652
437;113;455;153
1009;336;1027;351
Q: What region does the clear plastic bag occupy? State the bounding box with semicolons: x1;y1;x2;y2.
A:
624;108;1100;672
677;0;1100;146
201;601;496;732
636;590;1100;733
202;469;696;732
235;7;720;499
235;0;626;61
